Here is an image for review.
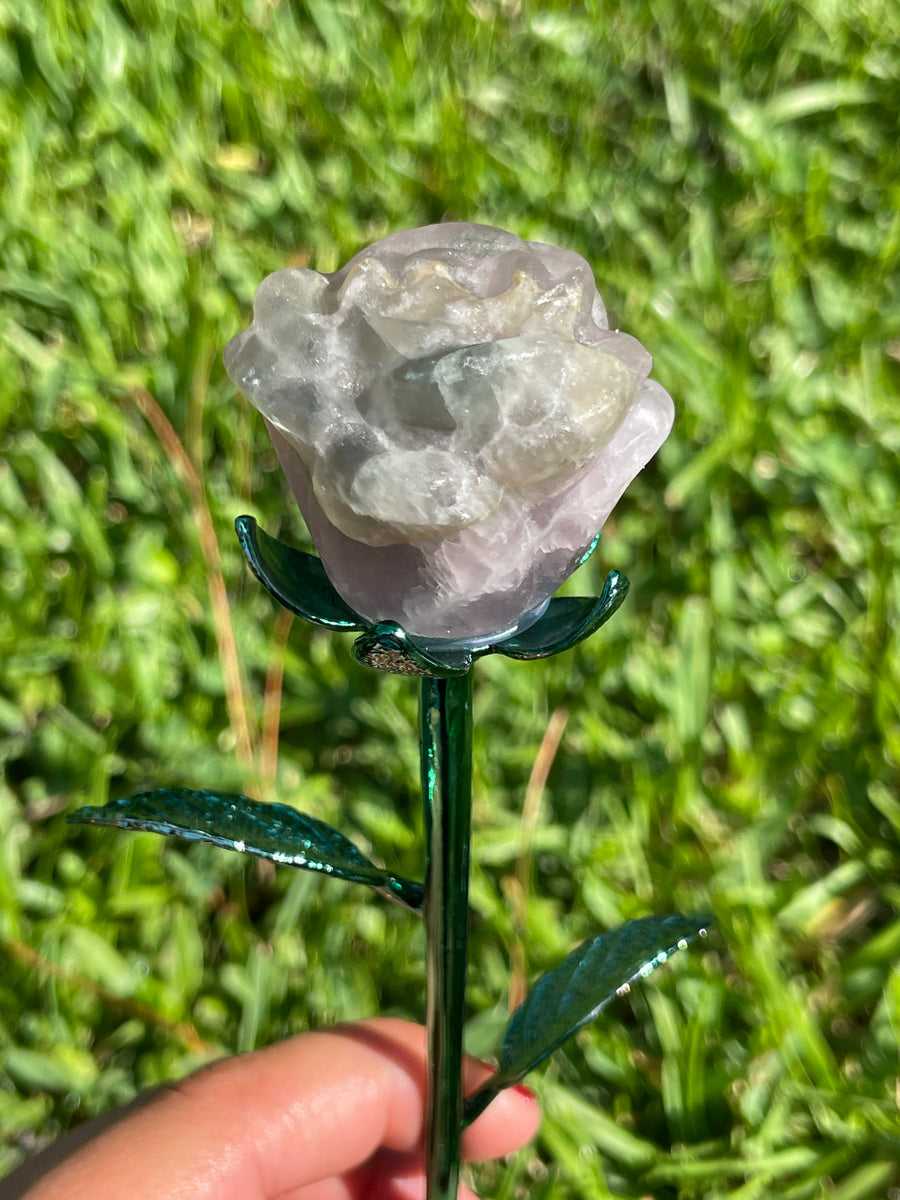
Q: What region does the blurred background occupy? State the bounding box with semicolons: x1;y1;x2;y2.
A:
1;1;898;1195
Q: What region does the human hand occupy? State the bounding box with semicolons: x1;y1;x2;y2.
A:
11;1018;540;1200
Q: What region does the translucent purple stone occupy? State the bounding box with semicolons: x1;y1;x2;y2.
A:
225;223;673;643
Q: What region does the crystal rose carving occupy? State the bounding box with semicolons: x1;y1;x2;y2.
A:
224;222;673;645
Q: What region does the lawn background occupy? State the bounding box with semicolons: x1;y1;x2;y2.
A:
1;0;899;1196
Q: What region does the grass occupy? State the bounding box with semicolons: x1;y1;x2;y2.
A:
1;0;899;1195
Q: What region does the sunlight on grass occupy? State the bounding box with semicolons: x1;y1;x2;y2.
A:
1;0;899;1194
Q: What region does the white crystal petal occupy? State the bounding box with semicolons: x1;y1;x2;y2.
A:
346;448;502;540
477;339;637;488
541;379;675;553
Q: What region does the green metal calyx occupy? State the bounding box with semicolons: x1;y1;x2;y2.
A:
235;515;367;630
491;571;629;660
236;520;629;677
352;623;474;677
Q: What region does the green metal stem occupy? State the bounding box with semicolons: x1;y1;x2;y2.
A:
420;673;473;1200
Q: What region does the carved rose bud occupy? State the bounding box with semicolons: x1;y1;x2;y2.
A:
224;222;673;645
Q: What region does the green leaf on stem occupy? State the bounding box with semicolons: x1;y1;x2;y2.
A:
69;788;424;912
462;914;711;1124
235;515;367;630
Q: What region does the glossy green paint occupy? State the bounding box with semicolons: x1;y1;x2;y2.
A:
234;520;630;678
68;787;425;913
494;572;629;660
420;674;473;1200
352;622;473;677
235;516;367;630
462;914;712;1125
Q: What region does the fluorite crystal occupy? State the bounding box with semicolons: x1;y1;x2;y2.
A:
225;223;673;644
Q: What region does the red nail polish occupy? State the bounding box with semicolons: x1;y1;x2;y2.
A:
512;1082;537;1102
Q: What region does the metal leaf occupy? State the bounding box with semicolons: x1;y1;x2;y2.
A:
462;914;710;1124
235;515;367;629
69;788;423;912
491;571;629;660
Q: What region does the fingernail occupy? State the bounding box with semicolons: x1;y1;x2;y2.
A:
512;1082;537;1102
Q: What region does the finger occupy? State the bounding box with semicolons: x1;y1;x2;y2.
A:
25;1018;424;1200
281;1051;539;1200
285;1151;484;1200
461;1079;541;1162
22;1019;538;1200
